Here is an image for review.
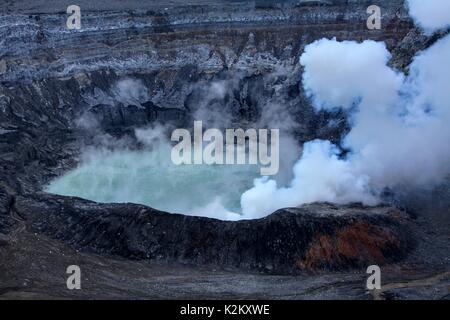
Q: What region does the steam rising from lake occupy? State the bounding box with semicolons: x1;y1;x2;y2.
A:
46;135;259;221
47;0;450;220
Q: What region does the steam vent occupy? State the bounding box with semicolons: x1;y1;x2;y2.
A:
0;0;449;300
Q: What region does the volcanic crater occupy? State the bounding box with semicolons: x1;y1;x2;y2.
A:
0;0;449;299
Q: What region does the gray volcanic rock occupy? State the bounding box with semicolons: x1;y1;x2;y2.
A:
0;0;411;84
0;187;14;236
86;101;188;131
14;193;413;273
390;27;450;72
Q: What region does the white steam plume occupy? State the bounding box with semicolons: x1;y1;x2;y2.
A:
241;34;450;218
113;78;149;106
407;0;450;33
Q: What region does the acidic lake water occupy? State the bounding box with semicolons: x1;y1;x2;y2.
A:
46;144;259;220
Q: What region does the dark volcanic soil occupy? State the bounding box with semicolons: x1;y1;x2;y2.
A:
0;0;449;299
0;199;449;300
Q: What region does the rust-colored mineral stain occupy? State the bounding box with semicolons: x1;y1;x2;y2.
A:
297;235;335;269
296;234;335;269
338;222;397;261
297;222;401;269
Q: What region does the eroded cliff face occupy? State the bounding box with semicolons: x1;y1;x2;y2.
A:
0;0;410;83
0;1;449;298
0;0;414;192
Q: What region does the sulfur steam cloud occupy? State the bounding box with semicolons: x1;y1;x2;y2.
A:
49;0;450;221
407;0;450;33
240;1;450;219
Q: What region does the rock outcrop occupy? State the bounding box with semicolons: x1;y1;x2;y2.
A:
0;0;411;84
14;193;413;273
